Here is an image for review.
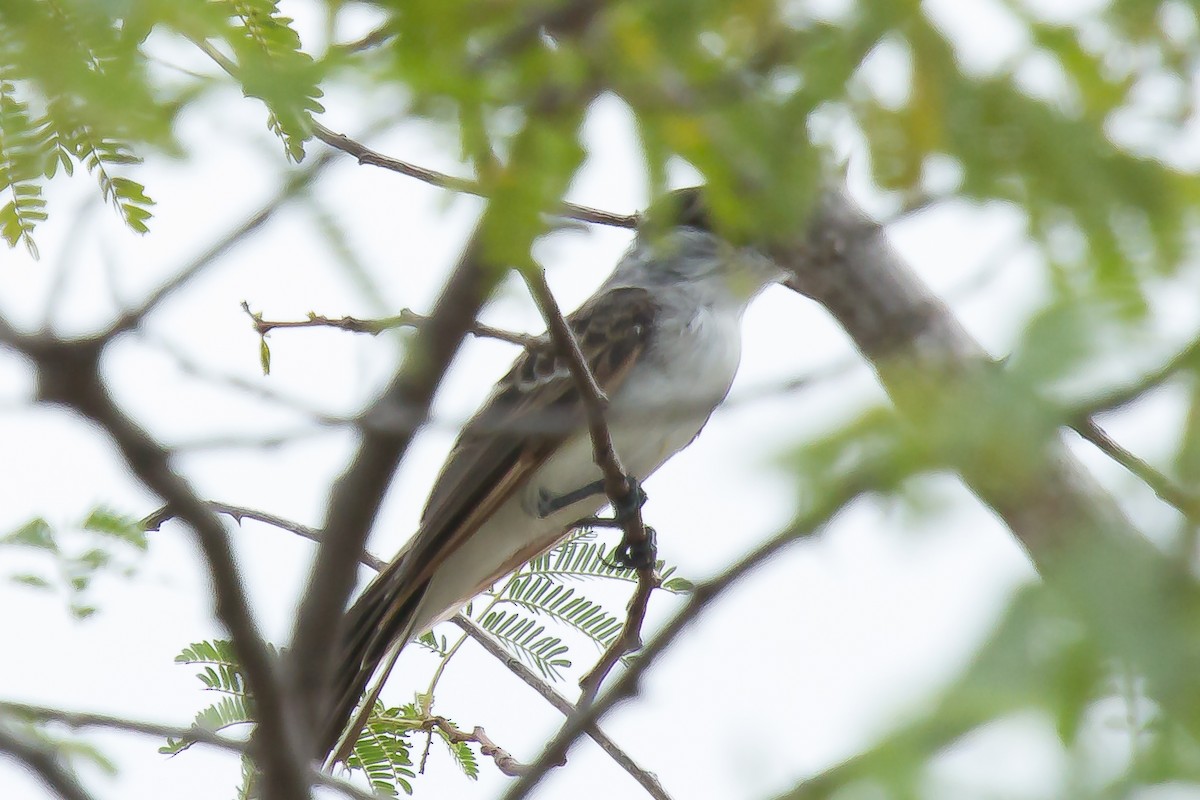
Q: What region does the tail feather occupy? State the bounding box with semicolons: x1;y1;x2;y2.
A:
316;561;429;763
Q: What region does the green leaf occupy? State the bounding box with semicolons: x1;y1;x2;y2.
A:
346;704;417;797
258;337;271;375
216;0;324;161
479;609;571;681
82;508;148;550
502;574;625;648
2;518;56;551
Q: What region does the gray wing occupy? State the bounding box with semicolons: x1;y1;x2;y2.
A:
321;286;659;761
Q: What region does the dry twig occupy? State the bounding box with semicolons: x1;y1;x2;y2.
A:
240;302;538;348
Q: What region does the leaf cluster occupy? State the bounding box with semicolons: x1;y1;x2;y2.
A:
1;507;148;619
467;530;690;680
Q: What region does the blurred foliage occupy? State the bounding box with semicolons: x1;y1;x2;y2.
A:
4;0;1200;798
1;507;147;619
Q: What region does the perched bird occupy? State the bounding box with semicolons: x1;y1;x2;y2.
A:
320;187;784;761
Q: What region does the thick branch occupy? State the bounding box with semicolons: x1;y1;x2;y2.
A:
778;187;1146;564
284;211;505;753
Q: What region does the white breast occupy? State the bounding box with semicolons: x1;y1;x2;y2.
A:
413;301;744;634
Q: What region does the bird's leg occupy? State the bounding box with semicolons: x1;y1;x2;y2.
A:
610;476;656;569
538;475;650;521
535;479;607;518
554;476;657;570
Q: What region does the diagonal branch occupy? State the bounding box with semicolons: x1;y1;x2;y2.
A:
283;210;506;753
502;471;876;800
518;266;661;704
310;122;638;230
0;724;96;800
105;155;333;337
2;332;308;800
778;187;1147;564
454;616;672;800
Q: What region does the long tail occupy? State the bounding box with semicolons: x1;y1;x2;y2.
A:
316;560;429;764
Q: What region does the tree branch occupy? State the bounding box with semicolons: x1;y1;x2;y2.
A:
0;330;308;800
420;716;528;777
502;472;875;800
778;187;1147;565
105;155;333;336
143;502;386;572
0;724;96;800
240;301;538;348
518;266;661;704
0;702;382;800
454;616;672;800
310;122;638;230
1070;416;1200;522
284;209;506;754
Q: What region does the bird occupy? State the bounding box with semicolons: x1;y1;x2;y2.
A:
319;186;784;762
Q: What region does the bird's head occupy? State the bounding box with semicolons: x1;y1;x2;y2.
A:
609;186;786;307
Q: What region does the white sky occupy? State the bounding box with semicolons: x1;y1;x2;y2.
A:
1;1;1197;799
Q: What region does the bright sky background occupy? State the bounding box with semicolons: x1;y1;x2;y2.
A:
2;1;1197;798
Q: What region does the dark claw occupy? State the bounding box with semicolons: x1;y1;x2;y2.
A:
612;476;648;524
610;525;657;571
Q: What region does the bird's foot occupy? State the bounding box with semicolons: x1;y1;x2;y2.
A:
611;524;657;571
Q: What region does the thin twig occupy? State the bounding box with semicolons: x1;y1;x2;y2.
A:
0;702;380;800
143;502;386;572
240;301;538;348
310;122;638;230
454;616;672;800
1076;335;1200;419
333;25;394;54
518;266;661;704
502;474;874;800
1071;417;1200;522
0;724;96;800
105;155;333;337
